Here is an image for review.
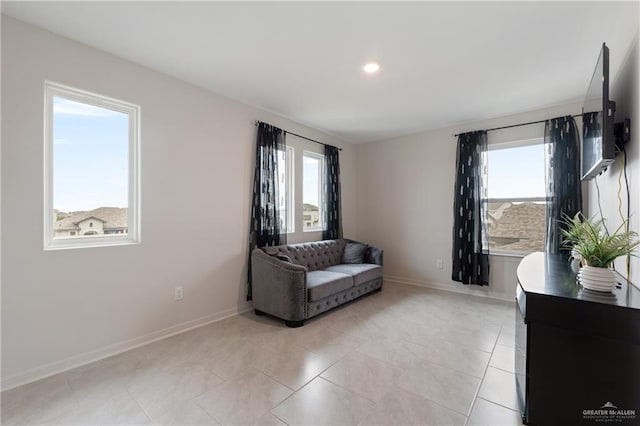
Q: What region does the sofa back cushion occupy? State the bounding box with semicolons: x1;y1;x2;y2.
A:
263;239;346;271
342;242;367;264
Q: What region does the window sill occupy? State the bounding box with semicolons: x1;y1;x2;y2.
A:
45;236;139;251
285;229;323;235
489;250;535;259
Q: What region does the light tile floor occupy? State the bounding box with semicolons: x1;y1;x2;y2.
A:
1;283;523;425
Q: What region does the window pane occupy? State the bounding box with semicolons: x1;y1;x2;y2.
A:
52;96;129;239
487;144;545;199
303;154;322;230
487;143;546;253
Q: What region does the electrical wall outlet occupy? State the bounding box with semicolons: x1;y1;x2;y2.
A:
436;259;444;270
175;286;184;301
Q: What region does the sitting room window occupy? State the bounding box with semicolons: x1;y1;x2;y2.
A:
276;133;327;236
486;138;546;255
44;82;140;250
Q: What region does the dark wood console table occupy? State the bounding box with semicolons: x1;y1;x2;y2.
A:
516;252;640;425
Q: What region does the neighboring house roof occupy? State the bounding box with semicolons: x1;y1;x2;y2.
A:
55;207;128;231
303;203;318;212
79;216;107;223
487;202;545;252
487;202;512;222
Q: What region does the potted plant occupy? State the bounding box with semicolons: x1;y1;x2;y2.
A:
560;213;602;272
573;218;639;292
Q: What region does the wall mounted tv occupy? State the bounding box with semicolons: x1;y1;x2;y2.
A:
581;43;616;181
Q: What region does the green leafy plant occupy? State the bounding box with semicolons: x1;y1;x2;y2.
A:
559;212;603;248
573;218;640;268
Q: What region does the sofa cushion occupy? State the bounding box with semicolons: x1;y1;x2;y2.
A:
307;270;353;301
342;242;367;264
325;264;382;286
266;240;347;271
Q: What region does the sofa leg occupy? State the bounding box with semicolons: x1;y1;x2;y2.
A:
254;309;266;316
285;319;305;328
375;287;382;292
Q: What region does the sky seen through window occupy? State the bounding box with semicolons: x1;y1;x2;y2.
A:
53;96;129;212
487;144;545;200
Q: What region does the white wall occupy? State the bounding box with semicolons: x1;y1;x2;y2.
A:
587;34;640;284
0;17;358;389
355;102;584;301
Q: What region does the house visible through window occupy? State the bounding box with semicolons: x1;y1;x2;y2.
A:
45;82;140;249
486;139;546;254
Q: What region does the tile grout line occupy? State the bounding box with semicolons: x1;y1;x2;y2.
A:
465;323;502;423
266;349;353;413
387;379;472;419
489;364;516;375
317;375;379;406
267;375;322;415
270;410;291;425
124;386;152;424
475;396;522;414
191;393;225;425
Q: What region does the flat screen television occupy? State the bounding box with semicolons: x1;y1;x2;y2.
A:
581;43;616;181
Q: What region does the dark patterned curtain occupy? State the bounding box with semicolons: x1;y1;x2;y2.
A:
544;116;582;254
323;145;342;240
247;122;287;301
452;131;490;286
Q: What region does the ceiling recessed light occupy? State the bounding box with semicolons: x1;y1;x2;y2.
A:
363;62;380;74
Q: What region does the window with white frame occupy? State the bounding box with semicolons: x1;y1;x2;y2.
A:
277;147;294;233
486;139;546;254
302;152;324;231
275;134;326;236
44;82;140;250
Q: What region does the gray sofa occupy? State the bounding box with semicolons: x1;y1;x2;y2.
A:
251;239;383;327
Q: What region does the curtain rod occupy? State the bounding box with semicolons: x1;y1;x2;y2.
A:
254;120;342;151
453;113;583;137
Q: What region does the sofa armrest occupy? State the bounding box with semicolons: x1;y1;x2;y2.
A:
366;246;384;266
251;249;308;321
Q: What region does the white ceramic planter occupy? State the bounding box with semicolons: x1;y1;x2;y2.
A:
570;248;582;273
571;248;581;261
578;265;616;292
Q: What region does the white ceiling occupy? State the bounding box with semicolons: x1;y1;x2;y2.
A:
3;1;639;143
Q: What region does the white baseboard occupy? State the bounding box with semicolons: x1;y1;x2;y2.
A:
384;275;516;303
1;304;253;392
